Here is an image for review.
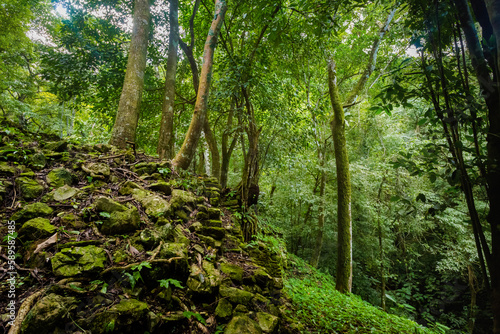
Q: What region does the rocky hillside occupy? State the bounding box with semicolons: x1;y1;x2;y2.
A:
0;122;291;334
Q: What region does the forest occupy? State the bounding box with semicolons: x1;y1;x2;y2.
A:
1;0;500;333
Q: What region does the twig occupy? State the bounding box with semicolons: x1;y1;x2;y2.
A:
97;154;125;161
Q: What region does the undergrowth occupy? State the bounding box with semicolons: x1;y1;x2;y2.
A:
283;254;439;334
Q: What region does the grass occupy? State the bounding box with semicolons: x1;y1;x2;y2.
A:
282;254;438;334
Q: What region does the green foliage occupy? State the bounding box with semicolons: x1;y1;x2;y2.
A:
284;255;436;333
182;311;206;325
124;261;151;290
158;278;184;290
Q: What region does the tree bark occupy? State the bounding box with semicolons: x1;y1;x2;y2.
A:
203;119;221;179
109;0;151;148
328;60;353;294
172;0;227;169
157;0;179;159
309;147;327;268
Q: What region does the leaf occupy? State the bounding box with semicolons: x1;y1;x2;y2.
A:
33;233;58;255
390;195;400;202
416;193;426;203
99;212;111;218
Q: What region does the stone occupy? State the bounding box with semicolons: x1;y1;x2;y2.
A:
215;298;233;319
173;225;190;246
170;189;197;210
224;315;262;334
220;263;244;283
11;202;53;223
101;207;140;235
82;162;110;179
159;242;187;259
20;293;76;334
29;152;46;170
44;141;68;152
94;196;127;213
132;189;171;218
89;299;149;334
51;245;107;277
19;218;56;240
47;167;73;187
252;267;273;289
148;181;172;195
200;226;226;240
204;219;223;227
53;185;78;201
16;177;44;200
0;162;18;176
59;212;86;229
119;181;143;195
233;304;249;314
256;312;279;333
219;286;254;305
131;162;157;175
139;228;161;248
208;207;221;219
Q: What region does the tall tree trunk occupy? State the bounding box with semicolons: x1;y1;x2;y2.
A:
309;147;327;268
221;99;240;188
456;0;500;330
109;0;151;148
157;0;179;160
328;60;353;294
172;0;227;169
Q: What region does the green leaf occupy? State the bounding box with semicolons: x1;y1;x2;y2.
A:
416;193;426;203
390;195;400;202
99;212;111;218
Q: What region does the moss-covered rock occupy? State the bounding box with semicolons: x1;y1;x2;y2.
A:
101;207;140;235
16;177;44;199
131;162;157;175
159;242;187;259
170;189;196;210
47;167;73;187
20;293;76;334
224;315;262;334
94;196;127;213
82;162;110;179
29;152;46;170
89;299;149;334
19;218;56;240
119;181;143;195
11;202;53;223
52;185;78;202
131;189;171;218
221;262;244;283
59;212;86;229
256;312;279;333
44;141;68;152
149;181;172;195
0;161;18;176
200;226;226;240
220;286;255;305
51;245;107;277
215;298;233;319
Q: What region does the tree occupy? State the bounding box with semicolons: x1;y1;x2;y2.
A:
157;0;179;160
172;0;227;169
109;0;151;148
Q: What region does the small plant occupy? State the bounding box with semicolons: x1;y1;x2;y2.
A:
99;212;111;218
182;311;206;325
158;278;184;289
158;167;171;176
124;261;151;290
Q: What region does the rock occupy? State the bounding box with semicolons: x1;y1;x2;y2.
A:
200;226;226;240
204;219;223;227
89;299;149;334
20;293;76;334
132;189;171;218
19;218;56;240
51;245;107;277
215;298;233;319
159;242;187;259
224;315;262;334
149;181;172;195
119;181;143;195
139;228;161;248
221;263;244;283
47;167;73;187
29;152;46;170
59;212;86;229
170;189;197;210
53;185;78;201
208;207;221;219
16;177;44;199
256;312;279;333
82;162;110;179
101;207;140;235
219;286;255;305
252;267;273;289
233;304;249;314
131;162;158;175
173;225;190;246
44;141;68;152
11;202;53;223
0;161;18;176
94;196;127;213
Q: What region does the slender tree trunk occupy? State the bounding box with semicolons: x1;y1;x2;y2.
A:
328;60;352;294
455;1;500;330
110;0;151;148
309;147;327;268
157;0;179;159
172;0;226;169
221;99;239;188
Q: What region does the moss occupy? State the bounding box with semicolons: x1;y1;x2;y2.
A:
215;298;233;319
224;315;262;334
51;245;107;277
19;218;56;240
16;177;44;200
11;202;53;223
220;262;244;283
20;293;76;334
219;286;254;305
47;167;73;187
101;207;140;235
